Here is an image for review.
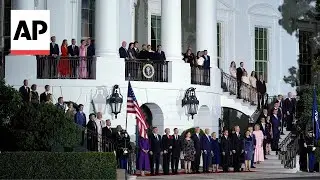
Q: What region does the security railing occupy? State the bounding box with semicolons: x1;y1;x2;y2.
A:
36;56;96;79
279;134;299;169
125;60;168;82
191;66;210;86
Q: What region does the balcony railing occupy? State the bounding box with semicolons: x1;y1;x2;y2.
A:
36;56;96;79
125;60;168;82
221;71;258;104
191;66;210;86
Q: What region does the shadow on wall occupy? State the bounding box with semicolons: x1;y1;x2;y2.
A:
222;107;249;132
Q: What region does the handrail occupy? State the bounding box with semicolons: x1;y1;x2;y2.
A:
279;134;299;169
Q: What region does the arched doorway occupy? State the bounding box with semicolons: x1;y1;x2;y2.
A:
222;107;250;132
140;103;164;134
194;105;211;129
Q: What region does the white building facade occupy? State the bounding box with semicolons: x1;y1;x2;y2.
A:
5;0;297;135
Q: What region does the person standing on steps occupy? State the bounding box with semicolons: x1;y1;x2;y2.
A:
236;62;245;99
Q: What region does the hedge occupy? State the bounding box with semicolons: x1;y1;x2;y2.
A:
0;152;117;179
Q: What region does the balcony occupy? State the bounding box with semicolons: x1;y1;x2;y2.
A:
191;66;210;86
36;56;96;79
125;60;168;82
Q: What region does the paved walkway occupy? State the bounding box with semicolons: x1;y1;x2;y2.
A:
135;172;320;180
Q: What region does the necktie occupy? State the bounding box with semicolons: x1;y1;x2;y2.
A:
175;135;178;140
72;45;74;50
155;135;158;140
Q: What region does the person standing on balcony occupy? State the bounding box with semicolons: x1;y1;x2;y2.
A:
128;43;135;60
79;40;88;79
58;39;71;78
86;38;95;78
19;79;31;103
283;92;296;131
50;36;60;78
203;50;210;84
196;51;204;84
236;62;245;99
257;75;266;110
183;49;195;67
229;61;237;94
154;45;167;82
138;44;150;60
249;71;257;105
133;41;140;58
119;41;129;59
68;39;80;78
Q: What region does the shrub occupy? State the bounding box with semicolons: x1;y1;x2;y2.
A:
0;152;117;179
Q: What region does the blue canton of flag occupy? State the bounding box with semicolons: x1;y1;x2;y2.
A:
312;88;320;140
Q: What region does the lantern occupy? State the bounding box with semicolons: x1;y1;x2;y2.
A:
181;87;199;119
107;85;123;118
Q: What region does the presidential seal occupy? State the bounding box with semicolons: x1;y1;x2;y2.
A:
142;64;155;79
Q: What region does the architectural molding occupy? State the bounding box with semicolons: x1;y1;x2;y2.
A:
248;3;281;18
217;0;234;11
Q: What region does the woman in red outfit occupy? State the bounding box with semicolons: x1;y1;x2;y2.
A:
58;39;71;77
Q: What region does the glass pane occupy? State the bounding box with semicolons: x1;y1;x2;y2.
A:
258;39;263;50
263;62;268;74
263;29;267;39
89;0;95;9
151;40;156;51
82;9;89;24
264;50;268;60
255;38;258;50
4;0;11;8
81;23;89;38
89;10;94;23
263;38;267;50
4;7;10;19
4;38;10;53
259;50;263;60
255;49;259;60
82;0;89;9
151;27;156;40
217;23;220;33
89;24;94;38
151;16;156;27
258;62;263;71
258;29;263;38
158;18;161;29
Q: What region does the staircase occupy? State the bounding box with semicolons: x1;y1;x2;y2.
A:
254;129;298;173
220;71;268;120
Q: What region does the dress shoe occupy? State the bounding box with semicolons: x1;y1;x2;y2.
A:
281;132;285;135
264;157;268;160
250;166;256;168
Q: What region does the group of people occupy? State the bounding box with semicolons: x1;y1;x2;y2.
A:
136;124;271;176
229;61;267;109
37;36;96;79
119;41;166;61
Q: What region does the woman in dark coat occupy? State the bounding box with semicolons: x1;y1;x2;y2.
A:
265;116;272;155
211;132;221;172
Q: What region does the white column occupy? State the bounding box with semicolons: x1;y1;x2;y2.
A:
95;0;118;57
196;0;217;67
161;0;181;60
12;0;35;10
35;0;47;10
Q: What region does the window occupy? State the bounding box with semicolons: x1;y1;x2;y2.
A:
81;0;95;39
151;15;161;51
255;27;268;82
217;22;222;68
298;31;313;85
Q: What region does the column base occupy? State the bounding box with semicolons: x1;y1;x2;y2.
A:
95;50;118;58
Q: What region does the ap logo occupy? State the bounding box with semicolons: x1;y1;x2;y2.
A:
11;10;50;55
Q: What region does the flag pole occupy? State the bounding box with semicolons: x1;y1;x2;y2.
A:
125;73;131;131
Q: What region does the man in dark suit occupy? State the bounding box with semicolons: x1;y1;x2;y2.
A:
231;125;244;172
221;129;232;172
153;45;166;61
149;127;162;175
87;38;95;78
68;39;80;78
40;85;51;103
248;126;256;168
161;128;172;175
271;108;281;153
133;41;140;58
19;79;30;102
171;128;181;174
153;45;166;82
283;92;296;131
119;41;129;59
201;128;212;173
203;50;211;84
55;97;65;111
236;62;245;98
50;36;59;77
191;127;201;173
138;44;150;60
257;75;267;110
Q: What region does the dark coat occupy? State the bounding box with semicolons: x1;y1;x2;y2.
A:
149;134;162;154
119;47;128;59
67;45;79;56
236;67;244;81
171;135;182;157
191;133;201;154
19;86;30;102
161;135;173;153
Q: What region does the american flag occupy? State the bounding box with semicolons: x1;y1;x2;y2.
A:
127;81;149;139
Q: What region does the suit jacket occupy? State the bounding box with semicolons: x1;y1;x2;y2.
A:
231;133;244;152
149;133;162;154
119;47;129;58
40;92;50;103
221;135;231;154
19;86;30;102
236;67;244;81
67;45;79;56
74;111;87;127
102;126;114;141
87;44;95;56
257;80;266;94
201;134;212;151
191;133;201;153
250;133;256;146
153;51;166;61
138;50;150;60
203;55;210;69
50;43;59;55
171;134;181;157
259;123;267;136
283;98;296;114
161;135;173;153
55;103;65;111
